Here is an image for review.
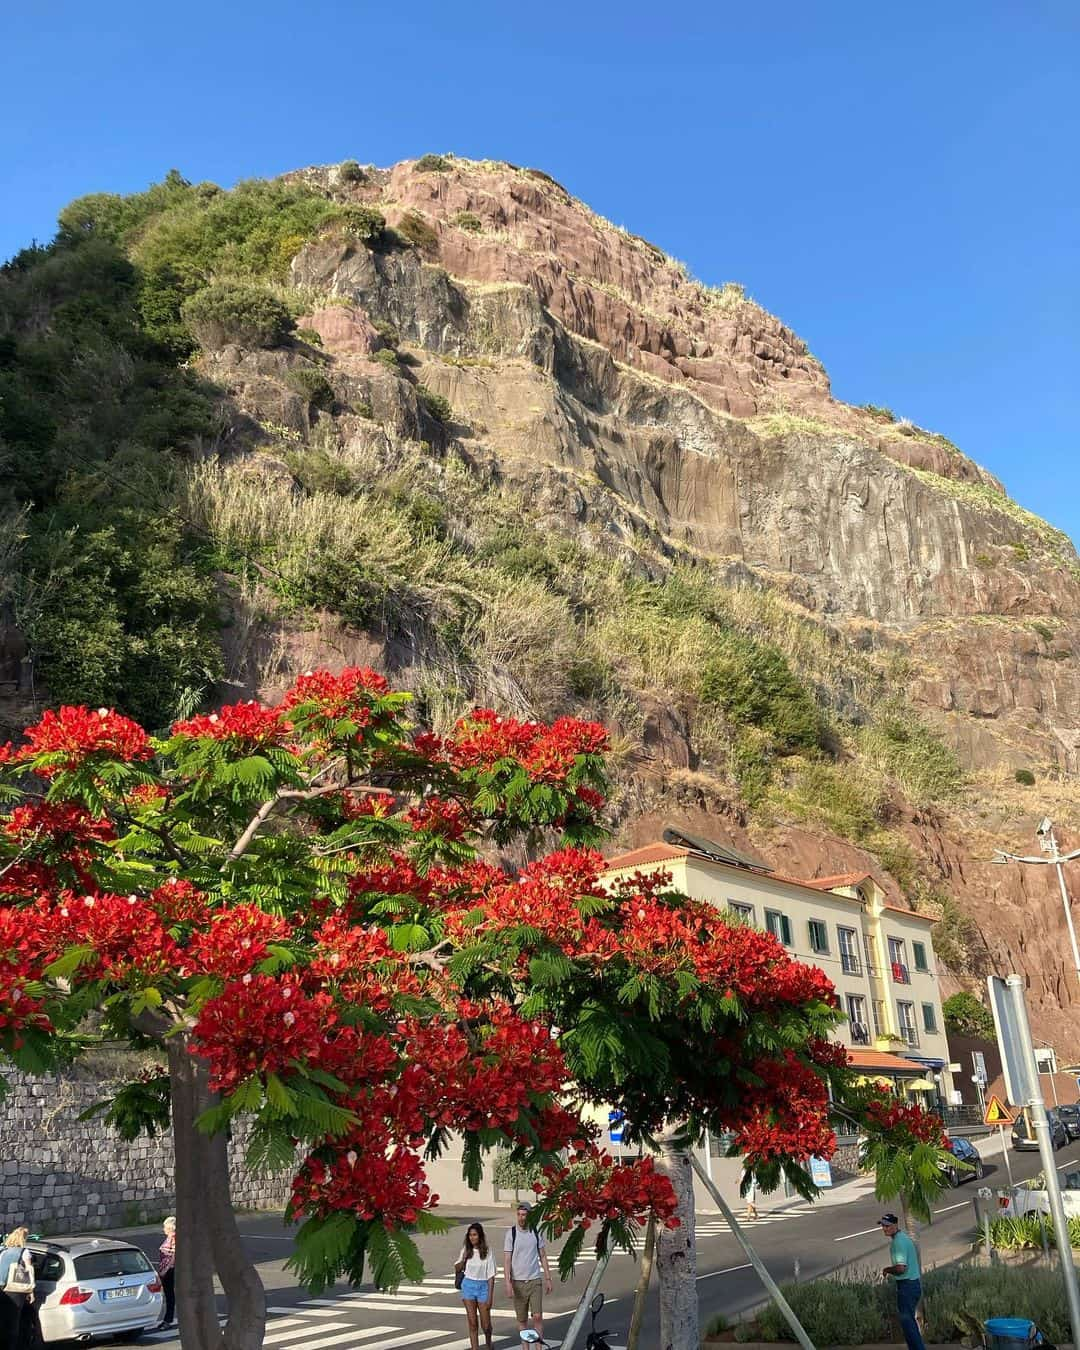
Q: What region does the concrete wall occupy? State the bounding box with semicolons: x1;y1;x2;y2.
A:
0;1070;291;1236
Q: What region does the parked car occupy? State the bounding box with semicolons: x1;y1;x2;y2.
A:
1000;1170;1080;1219
942;1135;985;1186
1011;1106;1069;1151
26;1237;163;1345
1057;1103;1080;1140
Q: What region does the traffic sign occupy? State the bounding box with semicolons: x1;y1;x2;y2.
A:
984;1094;1016;1127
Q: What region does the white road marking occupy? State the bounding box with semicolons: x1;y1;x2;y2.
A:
697;1262;753;1281
265;1322;350;1345
934;1200;970;1215
834;1225;885;1241
370;1331;456;1349
298;1329;403;1350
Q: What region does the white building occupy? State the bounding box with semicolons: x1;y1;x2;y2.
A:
600;831;954;1103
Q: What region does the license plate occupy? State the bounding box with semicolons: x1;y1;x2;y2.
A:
103;1287;138;1300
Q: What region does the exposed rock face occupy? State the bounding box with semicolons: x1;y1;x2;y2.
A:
254;157;1080;1049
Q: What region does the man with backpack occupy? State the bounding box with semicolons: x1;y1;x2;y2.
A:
503;1202;552;1347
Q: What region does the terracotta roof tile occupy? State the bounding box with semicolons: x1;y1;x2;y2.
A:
847;1049;926;1073
801;872;873;890
602;843;691;870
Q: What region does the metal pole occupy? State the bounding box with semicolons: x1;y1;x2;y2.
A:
1006;975;1080;1346
998;1125;1014;1187
1055;854;1080;988
690;1153;816;1350
559;1247;611;1350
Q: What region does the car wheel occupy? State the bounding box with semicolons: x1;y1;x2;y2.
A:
947;1167;958;1187
974;1159;985;1180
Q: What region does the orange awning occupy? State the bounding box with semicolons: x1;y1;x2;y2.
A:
847;1049;925;1074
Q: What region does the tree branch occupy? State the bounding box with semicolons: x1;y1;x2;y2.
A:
224;767;392;867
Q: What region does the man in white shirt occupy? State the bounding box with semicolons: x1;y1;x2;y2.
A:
503;1202;552;1345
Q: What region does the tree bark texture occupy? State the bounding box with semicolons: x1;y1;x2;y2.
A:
656;1134;698;1350
626;1212;657;1350
169;1037;266;1350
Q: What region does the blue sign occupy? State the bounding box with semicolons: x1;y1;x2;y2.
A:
608;1111;625;1145
809;1156;833;1188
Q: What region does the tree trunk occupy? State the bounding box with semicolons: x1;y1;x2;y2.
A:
627;1213;657;1350
169;1037;266;1350
656;1131;698;1350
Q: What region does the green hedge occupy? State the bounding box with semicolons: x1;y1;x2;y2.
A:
749;1265;1069;1345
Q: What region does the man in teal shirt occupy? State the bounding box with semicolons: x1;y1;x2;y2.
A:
879;1213;925;1350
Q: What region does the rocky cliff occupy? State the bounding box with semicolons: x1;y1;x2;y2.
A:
4;155;1079;1050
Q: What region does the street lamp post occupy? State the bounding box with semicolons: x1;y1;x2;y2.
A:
995;818;1080;989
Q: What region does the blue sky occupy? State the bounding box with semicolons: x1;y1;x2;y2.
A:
6;1;1078;545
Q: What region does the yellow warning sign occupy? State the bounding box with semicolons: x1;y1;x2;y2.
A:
983;1095;1016;1127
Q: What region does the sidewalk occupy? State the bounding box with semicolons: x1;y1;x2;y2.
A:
698;1170;878;1217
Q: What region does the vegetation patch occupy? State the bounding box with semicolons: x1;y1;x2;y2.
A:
395;211;439;251
451;210;483;233
414;154;451;173
416;384;453;422
183;281;294;350
285;366;336;411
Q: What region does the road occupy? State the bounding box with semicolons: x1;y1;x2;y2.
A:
98;1132;1076;1350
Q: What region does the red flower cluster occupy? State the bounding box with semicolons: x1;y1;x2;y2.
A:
0;907;53;1044
3;802;115;845
289;1143;434;1226
171;701;289;746
46;891;179;981
405;796;473;841
309;917;421;1011
190;976;341;1094
280;667;390;718
864;1095;946;1147
15;707;151;775
726;1049;837;1165
148;878;211;926
184;905;290;979
538;1149;680;1237
448;711;608;783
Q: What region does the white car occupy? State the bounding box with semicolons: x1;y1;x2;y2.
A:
998;1169;1080;1219
26;1237;164;1344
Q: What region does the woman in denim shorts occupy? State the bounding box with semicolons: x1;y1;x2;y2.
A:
456;1222;496;1350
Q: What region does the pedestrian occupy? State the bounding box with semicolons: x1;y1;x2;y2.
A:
879;1213;926;1350
503;1201;552;1348
0;1228;35;1350
745;1174;759;1221
455;1222;495;1350
158;1217;177;1327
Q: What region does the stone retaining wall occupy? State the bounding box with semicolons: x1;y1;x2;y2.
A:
0;1069;290;1235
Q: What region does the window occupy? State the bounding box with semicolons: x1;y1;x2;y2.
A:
862;932;878;975
897;1001;919;1047
728;901;754;924
847;994;870;1044
765;910;792;945
838;927;861;975
912;941;929;973
808;919;829;955
75;1249;153;1280
872;999;886;1035
922;1002;937;1034
888;937;910;984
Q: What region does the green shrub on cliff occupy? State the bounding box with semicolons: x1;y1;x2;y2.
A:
285;366;336;410
182;282;294;349
699;634;825;755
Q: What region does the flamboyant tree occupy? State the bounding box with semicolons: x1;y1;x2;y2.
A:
0;669;947;1350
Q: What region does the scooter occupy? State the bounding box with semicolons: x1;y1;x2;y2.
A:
518;1292;613;1350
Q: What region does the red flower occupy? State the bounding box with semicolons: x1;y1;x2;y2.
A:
172;701;288;746
20;706;151;774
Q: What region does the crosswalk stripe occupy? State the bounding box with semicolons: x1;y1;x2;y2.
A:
367;1332;452;1350
330;1297;518;1317
267;1306;345;1317
297;1328;401;1349
265;1321;350;1345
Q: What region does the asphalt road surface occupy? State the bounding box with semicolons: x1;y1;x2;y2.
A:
95;1132;1076;1350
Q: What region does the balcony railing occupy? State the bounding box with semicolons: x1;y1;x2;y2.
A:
840;952;861;976
891;962;910;984
850;1023;871;1046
